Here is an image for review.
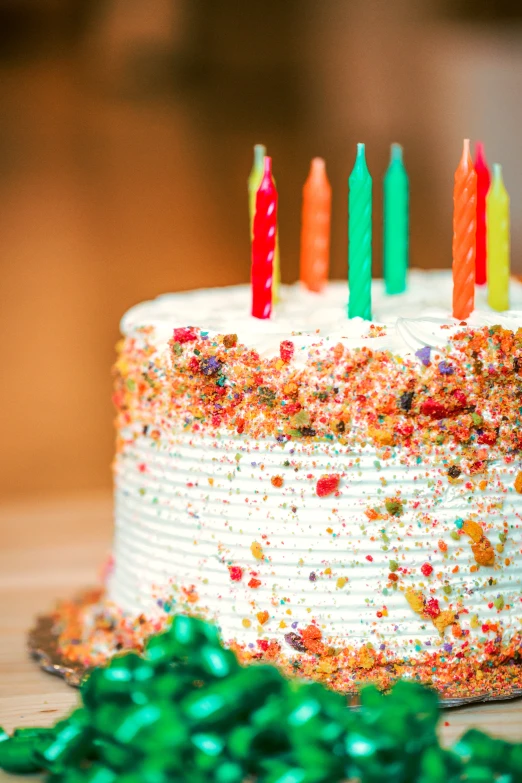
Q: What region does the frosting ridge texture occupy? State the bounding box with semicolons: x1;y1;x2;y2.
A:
108;271;522;695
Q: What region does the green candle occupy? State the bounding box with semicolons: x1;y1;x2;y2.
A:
348;143;372;320
384;143;409;295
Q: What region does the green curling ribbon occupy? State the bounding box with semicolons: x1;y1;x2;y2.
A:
1;614;522;782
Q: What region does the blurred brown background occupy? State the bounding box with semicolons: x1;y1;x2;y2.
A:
1;0;521;500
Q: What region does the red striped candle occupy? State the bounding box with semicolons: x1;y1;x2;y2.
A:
474;142;491;286
251;157;278;319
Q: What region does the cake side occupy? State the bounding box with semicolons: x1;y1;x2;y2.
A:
108;273;522;696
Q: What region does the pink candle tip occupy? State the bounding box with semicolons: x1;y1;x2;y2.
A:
475;141;485;158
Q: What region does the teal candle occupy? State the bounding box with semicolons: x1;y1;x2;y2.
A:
384;143;409;294
348;143;372;319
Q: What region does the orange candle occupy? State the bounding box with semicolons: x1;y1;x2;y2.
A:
452;139;477;320
299;158;332;292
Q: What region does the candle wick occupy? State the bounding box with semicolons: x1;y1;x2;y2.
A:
462;138;471;165
391;143;403;162
254;144;266;169
351;143;369;180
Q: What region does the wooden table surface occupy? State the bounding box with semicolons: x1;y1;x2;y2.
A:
1;492;522;780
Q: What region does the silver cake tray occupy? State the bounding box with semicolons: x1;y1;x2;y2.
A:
28;610;522;709
29;614;86;687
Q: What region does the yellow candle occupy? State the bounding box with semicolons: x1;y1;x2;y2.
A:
248;144;266;235
486;164;510;312
272;224;281;303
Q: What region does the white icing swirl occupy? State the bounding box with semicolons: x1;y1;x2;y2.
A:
121;269;522;364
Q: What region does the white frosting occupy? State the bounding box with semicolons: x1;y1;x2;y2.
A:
109;270;522;670
111;432;522;659
121;269;522;363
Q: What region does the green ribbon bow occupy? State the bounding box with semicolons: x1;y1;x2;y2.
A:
1;614;522;782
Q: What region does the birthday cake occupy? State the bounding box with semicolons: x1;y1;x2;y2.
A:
90;268;522;700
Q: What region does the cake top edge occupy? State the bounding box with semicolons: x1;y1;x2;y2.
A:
120;270;522;357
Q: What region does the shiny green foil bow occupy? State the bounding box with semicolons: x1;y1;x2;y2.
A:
1;615;522;782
